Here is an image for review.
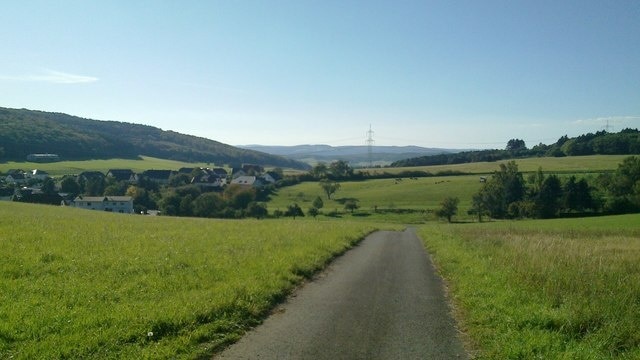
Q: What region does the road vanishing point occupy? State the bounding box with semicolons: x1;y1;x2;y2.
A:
216;229;467;360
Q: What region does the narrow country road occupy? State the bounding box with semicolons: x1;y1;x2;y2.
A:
215;229;467;360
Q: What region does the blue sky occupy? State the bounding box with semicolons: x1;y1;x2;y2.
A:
1;1;639;148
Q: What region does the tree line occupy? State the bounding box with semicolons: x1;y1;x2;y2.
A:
465;156;640;221
391;129;640;168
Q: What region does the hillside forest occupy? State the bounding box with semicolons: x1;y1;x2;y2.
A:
0;107;309;170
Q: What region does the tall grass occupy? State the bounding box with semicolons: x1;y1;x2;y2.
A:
420;215;640;359
0;202;386;359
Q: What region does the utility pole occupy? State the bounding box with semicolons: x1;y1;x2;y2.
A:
366;125;374;168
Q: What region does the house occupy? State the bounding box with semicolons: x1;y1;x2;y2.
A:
30;169;50;181
5;173;27;184
142;170;174;184
261;171;282;184
231;164;264;179
178;167;195;175
79;171;106;182
106;169;138;183
211;168;228;178
230;175;259;187
72;195;134;213
191;173;225;189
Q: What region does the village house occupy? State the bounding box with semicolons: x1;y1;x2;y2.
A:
72;195;134;213
30;169;50;181
230;175;266;188
191;173;225;189
106;169;138;183
261;171;282;184
141;170;174;184
5;173;27;185
78;171;106;182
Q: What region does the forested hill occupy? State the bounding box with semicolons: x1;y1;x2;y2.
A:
391;129;640;168
0;107;310;169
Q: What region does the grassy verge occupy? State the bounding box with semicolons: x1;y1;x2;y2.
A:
419;215;640;359
0;202;393;359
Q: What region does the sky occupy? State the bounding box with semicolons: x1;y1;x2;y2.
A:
1;1;639;149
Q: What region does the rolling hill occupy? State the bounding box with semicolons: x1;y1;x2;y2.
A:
239;144;463;167
0;107;310;170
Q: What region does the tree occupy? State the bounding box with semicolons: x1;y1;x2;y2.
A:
436;197;459;223
319;179;341;199
60;176;81;196
247;202;268;219
41;178;56;195
193;192;225;218
84;176;105;196
311;162;329;179
312;196;324;210
344;199;359;213
535;175;563;218
468;193;489;222
224;184;256;209
285;203;304;219
506;139;527;152
308;207;320;218
329;160;353;178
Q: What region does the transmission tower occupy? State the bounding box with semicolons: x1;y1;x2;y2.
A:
366;124;375;168
604;119;614;133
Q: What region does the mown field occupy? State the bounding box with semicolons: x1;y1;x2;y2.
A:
0;156;212;176
372;154;627;175
420;214;640;359
0;202;393;359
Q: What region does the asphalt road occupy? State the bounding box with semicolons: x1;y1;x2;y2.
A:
215;229;467;360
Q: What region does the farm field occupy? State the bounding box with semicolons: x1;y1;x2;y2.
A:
269;175;483;222
374;154;627;175
0;156;212;176
0;202;392;359
420;214;640;359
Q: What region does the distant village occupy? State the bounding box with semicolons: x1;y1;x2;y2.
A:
0;162;283;215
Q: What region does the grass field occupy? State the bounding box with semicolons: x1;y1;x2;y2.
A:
0;202;395;359
0;156;212;176
269;175;483;222
420;214;640;359
370;155;627;175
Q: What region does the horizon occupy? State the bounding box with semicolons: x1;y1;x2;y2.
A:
1;1;639;149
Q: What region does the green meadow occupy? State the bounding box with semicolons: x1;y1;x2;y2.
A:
0;156;212;176
374;154;626;175
420;215;640;359
269;175;482;222
2;154;639;358
0;202;392;359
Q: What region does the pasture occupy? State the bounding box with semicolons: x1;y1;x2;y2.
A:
372;154;626;175
420;214;640;358
268;175;483;222
0;156;212;176
0;202;390;359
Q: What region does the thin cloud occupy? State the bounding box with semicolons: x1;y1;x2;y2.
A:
572;116;640;125
0;69;98;84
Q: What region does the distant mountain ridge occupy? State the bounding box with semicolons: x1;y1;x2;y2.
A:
238;144;463;167
0;107;310;170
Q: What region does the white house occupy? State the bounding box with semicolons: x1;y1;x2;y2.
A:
72;196;134;213
230;175;257;187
